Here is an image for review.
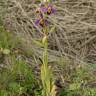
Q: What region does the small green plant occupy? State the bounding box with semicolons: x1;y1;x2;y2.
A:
60;64;96;96
0;56;39;96
0;26;19;49
0;24;41;95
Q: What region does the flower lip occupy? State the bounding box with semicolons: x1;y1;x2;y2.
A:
48;4;56;14
35;18;49;27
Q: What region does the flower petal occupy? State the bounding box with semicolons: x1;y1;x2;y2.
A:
52;8;56;13
35;19;40;25
41;7;47;13
45;20;49;26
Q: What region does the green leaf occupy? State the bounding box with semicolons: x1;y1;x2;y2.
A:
49;26;56;34
32;39;43;47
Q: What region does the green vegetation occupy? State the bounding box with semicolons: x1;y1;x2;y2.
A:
0;58;40;96
60;64;96;96
0;24;41;96
0;25;96;96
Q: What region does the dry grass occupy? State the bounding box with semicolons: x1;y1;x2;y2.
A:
1;0;96;65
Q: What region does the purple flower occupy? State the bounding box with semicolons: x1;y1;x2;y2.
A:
47;4;56;14
35;10;49;27
35;18;49;27
41;4;56;15
34;3;56;28
35;4;56;15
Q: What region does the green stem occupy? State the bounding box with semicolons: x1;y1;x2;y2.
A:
41;28;55;96
43;36;48;67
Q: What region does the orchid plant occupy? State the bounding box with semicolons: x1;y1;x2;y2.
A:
34;0;57;96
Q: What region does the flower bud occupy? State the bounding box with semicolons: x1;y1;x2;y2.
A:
42;35;47;44
43;0;50;3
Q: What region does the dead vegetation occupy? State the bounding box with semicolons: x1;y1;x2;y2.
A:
1;0;96;65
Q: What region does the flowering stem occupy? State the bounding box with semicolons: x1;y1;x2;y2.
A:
35;1;56;95
41;29;52;96
41;27;56;96
43;35;48;67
